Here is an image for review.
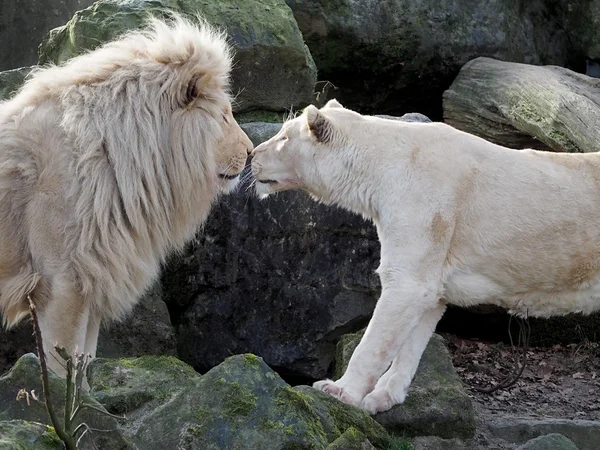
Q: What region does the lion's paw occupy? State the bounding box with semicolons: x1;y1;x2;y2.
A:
312;379;361;407
360;389;397;415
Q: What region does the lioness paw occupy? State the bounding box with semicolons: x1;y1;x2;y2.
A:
360;389;396;414
313;379;361;407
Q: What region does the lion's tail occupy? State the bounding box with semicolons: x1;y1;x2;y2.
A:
0;265;41;329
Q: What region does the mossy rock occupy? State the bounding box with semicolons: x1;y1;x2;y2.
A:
88;355;199;416
37;0;316;113
0;354;131;450
0;420;61;450
325;427;376;450
518;433;580;450
334;333;475;440
0;67;35;101
91;353;393;449
443;57;600;153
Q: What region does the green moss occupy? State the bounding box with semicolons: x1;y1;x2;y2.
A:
215;378;258;417
241;354;261;368
39;425;61;446
387;437;414;450
275;386;327;446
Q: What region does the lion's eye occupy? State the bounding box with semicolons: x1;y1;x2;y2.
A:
186;78;199;105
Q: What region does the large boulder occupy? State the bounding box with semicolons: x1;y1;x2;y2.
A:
89;354;392;450
163;189;380;380
443;57;600;153
0;67;34;101
334;331;476;440
286;0;569;118
0;354;131;450
0;420;61;450
559;0;600;61
37;0;316;114
0;0;96;71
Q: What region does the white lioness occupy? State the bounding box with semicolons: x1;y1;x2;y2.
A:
251;99;600;414
0;15;253;377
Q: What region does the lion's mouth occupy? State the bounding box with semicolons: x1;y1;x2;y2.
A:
257;179;278;184
219;173;241;180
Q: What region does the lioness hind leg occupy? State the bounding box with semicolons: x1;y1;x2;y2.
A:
360;302;446;414
36;275;90;380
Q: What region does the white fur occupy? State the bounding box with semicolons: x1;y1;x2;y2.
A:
251;99;600;414
0;14;253;378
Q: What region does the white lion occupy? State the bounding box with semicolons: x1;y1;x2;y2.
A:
0;15;253;377
251;99;600;414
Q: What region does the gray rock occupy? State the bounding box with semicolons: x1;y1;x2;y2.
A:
241;122;284;147
0;66;35;101
517;433;580;450
97;283;177;359
443;57;600;153
559;1;600;61
0;354;131;450
412;435;472;450
286;0;569;116
0;420;61;449
0;0;96;71
374;113;432;123
37;0;317;114
88;353;391;450
325;428;377;450
489;417;600;450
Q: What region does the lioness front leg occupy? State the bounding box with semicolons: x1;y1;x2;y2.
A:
313;279;442;408
361;302;446;414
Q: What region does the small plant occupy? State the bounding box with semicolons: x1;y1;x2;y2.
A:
314;80;338;107
24;295;124;449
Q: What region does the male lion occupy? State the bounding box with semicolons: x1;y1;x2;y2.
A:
0;15;253;377
251;99;600;414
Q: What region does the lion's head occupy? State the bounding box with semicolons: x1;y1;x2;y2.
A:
251;99;362;201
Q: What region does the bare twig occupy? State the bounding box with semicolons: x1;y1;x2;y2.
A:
474;312;531;394
28;295;78;450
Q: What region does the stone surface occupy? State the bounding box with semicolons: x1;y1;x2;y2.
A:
0;67;35;101
37;0;316;114
162;186;380;380
97;283;177;359
517;433;580;450
89;353;392;450
443;57;600;153
489;417;600;450
286;0;569;118
241;122;284;147
559;0;600;61
325;428;376;450
0;354;131;450
334;331;476;440
0;0;95;71
0;420;61;450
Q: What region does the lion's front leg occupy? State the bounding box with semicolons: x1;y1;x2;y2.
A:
313;279;442;409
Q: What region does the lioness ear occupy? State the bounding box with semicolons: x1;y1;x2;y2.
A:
324;99;343;109
305;105;333;143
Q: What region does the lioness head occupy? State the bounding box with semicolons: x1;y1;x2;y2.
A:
250;99;357;199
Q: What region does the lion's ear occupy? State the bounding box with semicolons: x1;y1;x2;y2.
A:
324;99;343;109
184;74;214;107
305;105;333;143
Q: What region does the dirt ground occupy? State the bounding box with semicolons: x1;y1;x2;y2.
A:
442;332;600;422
